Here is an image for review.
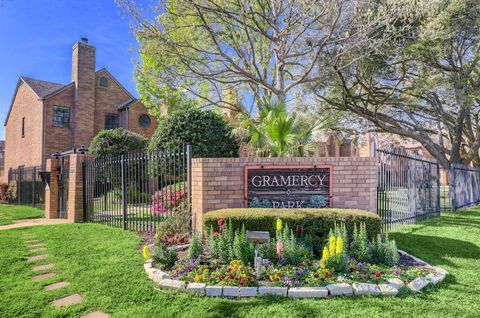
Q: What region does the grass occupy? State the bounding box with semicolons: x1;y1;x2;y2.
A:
0;208;479;317
0;204;44;225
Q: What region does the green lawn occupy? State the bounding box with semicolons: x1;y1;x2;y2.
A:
0;208;479;318
0;204;44;225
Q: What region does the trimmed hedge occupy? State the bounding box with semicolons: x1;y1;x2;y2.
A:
203;208;382;253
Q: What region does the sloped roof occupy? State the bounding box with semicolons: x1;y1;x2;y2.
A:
21;77;66;98
117;98;138;110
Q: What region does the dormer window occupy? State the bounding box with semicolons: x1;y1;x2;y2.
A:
99;76;108;87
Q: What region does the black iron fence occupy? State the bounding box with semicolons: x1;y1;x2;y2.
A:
376;148;441;231
7;166;45;209
83;145;192;232
449;164;480;210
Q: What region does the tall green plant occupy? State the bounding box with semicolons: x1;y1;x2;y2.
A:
234;100;331;157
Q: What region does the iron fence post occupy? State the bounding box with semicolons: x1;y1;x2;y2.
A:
82;161;87;222
17;165;21;205
186;144;192;232
121;154;128;230
452;165;457;211
436;161;440;215
32;167;36;207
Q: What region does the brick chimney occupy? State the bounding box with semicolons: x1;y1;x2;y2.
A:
71;38;95;148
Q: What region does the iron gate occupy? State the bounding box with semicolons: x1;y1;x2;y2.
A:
58;156;70;218
377;148;441;231
83;145;192;232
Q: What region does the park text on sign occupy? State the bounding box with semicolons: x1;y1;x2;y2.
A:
244;166;332;209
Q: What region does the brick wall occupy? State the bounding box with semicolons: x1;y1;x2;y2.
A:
72;41;96;148
43;86;74;164
192;157;377;232
94;70;131;135
127;101;157;138
4;83;44;179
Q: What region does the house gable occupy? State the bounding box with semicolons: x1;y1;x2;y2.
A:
3;81;45;174
94;68;135;134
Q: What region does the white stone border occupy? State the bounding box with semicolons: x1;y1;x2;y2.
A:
144;250;448;299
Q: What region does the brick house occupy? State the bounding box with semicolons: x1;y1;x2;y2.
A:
3;38;157;179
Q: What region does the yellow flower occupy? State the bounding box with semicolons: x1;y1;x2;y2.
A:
194;274;203;282
336;236;344;255
142;245;150;260
276;218;283;232
329;235;336;256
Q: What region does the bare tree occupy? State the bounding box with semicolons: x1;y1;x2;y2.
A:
317;0;480;168
118;0;424;115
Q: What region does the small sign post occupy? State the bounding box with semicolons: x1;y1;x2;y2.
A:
246;231;270;279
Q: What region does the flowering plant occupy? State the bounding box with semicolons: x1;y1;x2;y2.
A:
151;183;187;214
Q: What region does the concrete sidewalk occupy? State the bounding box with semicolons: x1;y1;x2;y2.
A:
0;218;69;230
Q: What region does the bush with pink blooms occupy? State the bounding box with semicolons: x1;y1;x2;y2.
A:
151;182;187;215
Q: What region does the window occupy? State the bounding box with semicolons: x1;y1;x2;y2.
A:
52;106;70;128
105;113;119;130
21;117;25;137
99;76;108;87
138;114;151;128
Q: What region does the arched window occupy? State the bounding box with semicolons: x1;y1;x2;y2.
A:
139;114;151;128
99;76;108;87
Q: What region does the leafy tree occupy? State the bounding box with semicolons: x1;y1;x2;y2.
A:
89;128;148;157
233;100;331;157
148;106;239;158
319;0;480;168
118;0;421;114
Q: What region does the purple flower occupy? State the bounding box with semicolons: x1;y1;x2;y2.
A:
358;262;365;270
350;257;357;263
394;269;401;275
198;254;205;259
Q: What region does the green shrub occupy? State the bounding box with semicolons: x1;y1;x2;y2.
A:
156;206;190;239
370;233;399;266
148;106;239;158
188;234;204;259
152;241;178;270
350;222;369;262
204;208;382;253
90;128;148;157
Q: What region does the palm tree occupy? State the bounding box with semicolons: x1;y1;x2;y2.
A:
234;101;331;157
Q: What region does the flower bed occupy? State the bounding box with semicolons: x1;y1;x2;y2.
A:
144;218;447;298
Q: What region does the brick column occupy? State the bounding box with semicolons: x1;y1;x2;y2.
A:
67;153;95;223
45;158;60;219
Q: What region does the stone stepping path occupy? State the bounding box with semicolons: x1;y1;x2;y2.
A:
33;263;55;272
50;294;84;308
21;235;107;315
44;281;70;291
30;247;47;252
27;254;48;262
32;272;56;281
25;240;41;244
81;311;111;318
28;243;46;248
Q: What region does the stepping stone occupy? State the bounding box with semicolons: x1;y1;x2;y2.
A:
33;263;55;271
28;243;46;248
44;281;70;291
32;272;56;281
25;240;41;244
51;294;83;308
81;311;110;318
27;254;48;262
30;247;47;252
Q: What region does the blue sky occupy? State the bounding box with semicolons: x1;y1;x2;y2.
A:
0;0;146;139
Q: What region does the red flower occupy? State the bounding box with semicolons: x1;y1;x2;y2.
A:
375;271;382;278
327;273;333;278
217;219;224;226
